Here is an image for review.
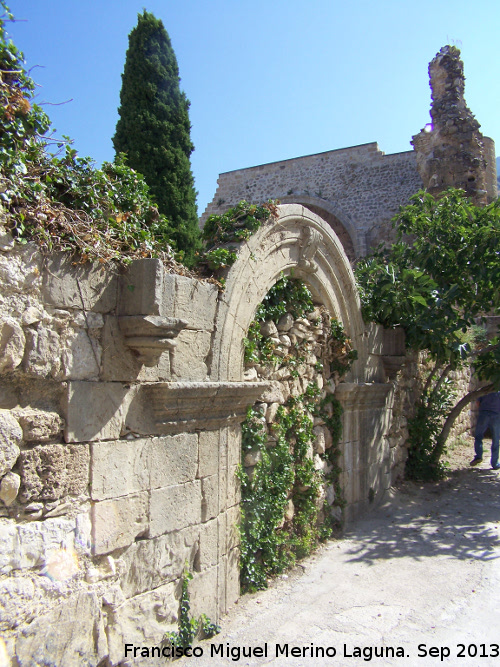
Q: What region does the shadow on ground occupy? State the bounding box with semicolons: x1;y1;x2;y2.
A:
344;467;500;565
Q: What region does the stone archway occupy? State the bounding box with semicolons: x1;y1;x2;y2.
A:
211;203;367;384
279;195;364;260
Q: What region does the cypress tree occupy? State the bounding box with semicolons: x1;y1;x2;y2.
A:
113;11;201;264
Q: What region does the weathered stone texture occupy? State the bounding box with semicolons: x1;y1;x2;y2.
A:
198;430;219;478
15;590;107;667
201;474;219;522
0;409;22;476
18;443;89;502
171;329;211;380
42;252;118;312
65;381;133;443
0;470;21;505
23;326;62;379
0;513;91;574
13;407;64;443
92;492;149;555
91;434;198;501
105;582;178;666
120;526;199;598
0;317;25;372
150;480;202;537
61;328;101;380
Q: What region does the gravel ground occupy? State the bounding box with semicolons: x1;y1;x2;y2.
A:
179;436;500;667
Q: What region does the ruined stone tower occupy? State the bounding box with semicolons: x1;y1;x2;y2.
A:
411;45;497;205
203;45;497;262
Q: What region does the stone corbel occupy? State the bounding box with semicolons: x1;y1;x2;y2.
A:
145;381;270;433
118;315;188;366
298;226;322;273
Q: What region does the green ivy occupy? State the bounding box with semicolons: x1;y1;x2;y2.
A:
0;6;191;266
165;571;220;652
202;200;278;250
240;290;357;592
203;247;238;271
198;200;278;272
239;385;347;592
165;572;199;650
243;276;314;365
255;274;314;322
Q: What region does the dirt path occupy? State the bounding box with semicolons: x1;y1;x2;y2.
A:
185;444;500;667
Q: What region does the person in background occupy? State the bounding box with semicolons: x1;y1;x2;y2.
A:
470;391;500;470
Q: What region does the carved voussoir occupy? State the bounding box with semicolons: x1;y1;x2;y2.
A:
298;226;322;272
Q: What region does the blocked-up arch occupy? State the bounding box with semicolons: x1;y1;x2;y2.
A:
211;203;368;383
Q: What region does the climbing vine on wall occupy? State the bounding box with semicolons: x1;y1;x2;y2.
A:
200;200;279;271
239;277;357;592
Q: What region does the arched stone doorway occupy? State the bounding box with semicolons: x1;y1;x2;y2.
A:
211;203;367;384
279;195;363;261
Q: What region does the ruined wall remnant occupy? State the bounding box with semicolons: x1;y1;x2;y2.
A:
0;205;407;665
203;47;497;261
202;143;423;259
412;46;497;204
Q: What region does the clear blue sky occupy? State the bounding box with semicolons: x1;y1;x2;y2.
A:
6;0;500;216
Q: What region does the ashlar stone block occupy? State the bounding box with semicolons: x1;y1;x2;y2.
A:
92;491;149;555
61;329;101;380
201;475;218;522
91;433;198;501
119;259;168;316
198;430;219;478
189;566;219;621
171;329;211;380
106;582;178;666
199;518;218;570
91;439;150;501
42;252;118;312
18;443;89;501
16;590;107;667
64;381;132;443
149;433;198;489
171;274;218;331
150;481;201;538
22;327;61;379
119;525;200;598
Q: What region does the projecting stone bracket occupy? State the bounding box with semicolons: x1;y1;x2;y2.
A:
146;381;270;433
118;315;188;366
64;380;270;442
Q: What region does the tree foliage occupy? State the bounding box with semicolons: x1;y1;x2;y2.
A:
113;11;201;265
356;189;500;479
0;3;188;268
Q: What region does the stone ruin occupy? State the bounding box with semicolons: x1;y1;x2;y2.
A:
0;47;495;665
203;47;496;259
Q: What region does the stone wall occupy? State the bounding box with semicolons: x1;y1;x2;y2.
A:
0;205;425;664
0;229;258;665
202;47;496;265
202;143;423;259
